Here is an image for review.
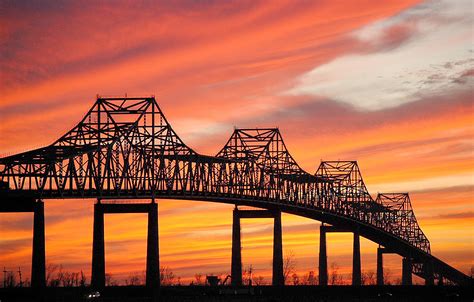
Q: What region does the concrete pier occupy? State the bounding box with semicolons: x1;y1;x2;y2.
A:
231;206;242;286
91;201;160;288
31;201;46;288
402;257;412;285
91;202;105;289
377;247;384;286
352;231;361;286
272;211;284;286
319;225;328;286
231;207;284;286
146;201;159;288
424;260;434;285
319;225;360;286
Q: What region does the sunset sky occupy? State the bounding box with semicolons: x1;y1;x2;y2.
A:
0;0;473;285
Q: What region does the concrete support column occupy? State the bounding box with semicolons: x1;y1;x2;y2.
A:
272;211;284;286
319;225;328;286
402;257;412;285
352;231;361;286
377;247;384;286
31;201;45;288
437;276;444;286
91;202;105;289
231;207;242;286
146;201;159;288
424;260;434;285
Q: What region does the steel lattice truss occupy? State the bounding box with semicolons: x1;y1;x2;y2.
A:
375;193;430;253
0;97;469;285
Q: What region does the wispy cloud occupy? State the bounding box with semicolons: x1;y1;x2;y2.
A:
287;0;473;111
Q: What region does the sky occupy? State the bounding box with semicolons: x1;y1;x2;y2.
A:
0;0;473;285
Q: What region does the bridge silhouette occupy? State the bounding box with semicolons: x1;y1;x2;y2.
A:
0;96;471;289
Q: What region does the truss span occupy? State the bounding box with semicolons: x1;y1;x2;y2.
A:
0;96;471;285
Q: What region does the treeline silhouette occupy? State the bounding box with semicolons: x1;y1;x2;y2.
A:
2;261;399;287
11;249;463;288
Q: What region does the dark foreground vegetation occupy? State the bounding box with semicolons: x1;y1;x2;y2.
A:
1;285;473;302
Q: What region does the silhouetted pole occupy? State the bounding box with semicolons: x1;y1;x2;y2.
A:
352;231;361;286
319;225;328;286
146;201;159;288
91;201;105;289
402;257;412;285
231;206;242;286
377;247;384;286
31;200;45;288
272;210;284;286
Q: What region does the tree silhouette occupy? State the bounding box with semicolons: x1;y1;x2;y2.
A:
301;270;318;285
383;268;392;285
194;273;204;285
361;270;375;285
125;273;142;286
291;273;300;285
160;266;176;285
253;275;266;285
329;262;343;285
4;271;16;288
283;250;296;284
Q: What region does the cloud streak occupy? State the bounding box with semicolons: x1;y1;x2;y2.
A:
287;0;473;111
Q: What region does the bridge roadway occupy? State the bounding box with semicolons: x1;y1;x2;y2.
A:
0;96;472;288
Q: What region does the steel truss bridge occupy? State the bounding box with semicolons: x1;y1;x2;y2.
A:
0;96;471;288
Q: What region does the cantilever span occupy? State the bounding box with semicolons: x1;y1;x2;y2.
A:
0;96;471;287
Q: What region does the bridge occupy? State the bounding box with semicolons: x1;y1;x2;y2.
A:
0;96;471;289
